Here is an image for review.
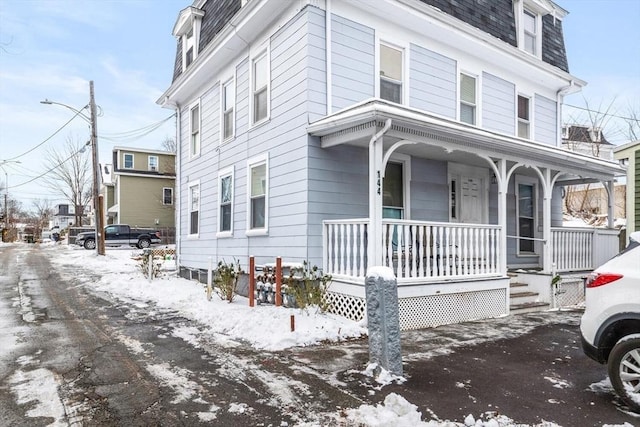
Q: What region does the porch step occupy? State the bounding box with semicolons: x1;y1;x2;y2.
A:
510;291;539;299
510;301;551;315
510;282;528;288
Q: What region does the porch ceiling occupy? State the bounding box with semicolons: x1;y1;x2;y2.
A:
307;99;625;183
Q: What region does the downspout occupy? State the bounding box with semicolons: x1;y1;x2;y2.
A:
556;80;575;147
325;0;332;116
368;119;393;271
164;98;181;269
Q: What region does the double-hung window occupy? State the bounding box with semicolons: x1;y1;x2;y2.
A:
123;153;134;169
188;182;200;236
190;102;200;157
459;73;477;125
252;51;269;124
163;188;173;205
517;95;531;138
148;155;158;172
218;168;233;234
523;9;537;55
222;78;234;141
379;44;403;104
247;155;268;232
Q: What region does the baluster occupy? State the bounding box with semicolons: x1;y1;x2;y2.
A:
345;223;352;276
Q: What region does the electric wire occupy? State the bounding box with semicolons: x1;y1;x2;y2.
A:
9;144;90;189
564;103;640;123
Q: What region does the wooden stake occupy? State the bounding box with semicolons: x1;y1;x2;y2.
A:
249;256;255;307
275;256;282;306
290;314;295;332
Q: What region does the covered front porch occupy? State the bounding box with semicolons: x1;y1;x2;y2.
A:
308;99;624;329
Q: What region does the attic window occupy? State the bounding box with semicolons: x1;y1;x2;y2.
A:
173;7;205;71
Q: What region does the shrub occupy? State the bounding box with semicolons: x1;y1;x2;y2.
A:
285;261;332;313
215;258;243;302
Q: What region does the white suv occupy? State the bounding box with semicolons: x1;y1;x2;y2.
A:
580;231;640;412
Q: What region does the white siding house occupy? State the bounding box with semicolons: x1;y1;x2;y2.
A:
158;0;624;329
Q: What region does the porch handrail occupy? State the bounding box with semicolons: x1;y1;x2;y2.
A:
551;227;619;272
323;219;502;282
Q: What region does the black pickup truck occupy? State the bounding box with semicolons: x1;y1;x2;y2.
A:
75;224;162;250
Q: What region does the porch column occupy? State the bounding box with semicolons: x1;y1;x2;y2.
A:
368;120;390;269
541;169;553;274
496;159;508;273
606;180;615;229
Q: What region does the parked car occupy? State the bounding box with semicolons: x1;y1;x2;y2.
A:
75;224;162;250
580;231;640;412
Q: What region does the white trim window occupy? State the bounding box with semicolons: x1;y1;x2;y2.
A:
247;154;268;234
189;101;201;157
523;9;538;56
123;153;134;169
218;167;234;235
459;73;477;125
382;158;411;219
516;177;537;254
221;78;235;141
188;181;200;236
172;7;204;71
517;95;531;138
148;155;159;172
379;43;404;104
251;50;269;125
163;187;173;205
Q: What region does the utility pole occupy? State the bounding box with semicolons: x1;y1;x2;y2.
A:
89;81;105;255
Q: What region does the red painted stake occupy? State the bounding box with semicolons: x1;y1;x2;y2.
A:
249;256;255;307
290;314;295;332
275;256;282;307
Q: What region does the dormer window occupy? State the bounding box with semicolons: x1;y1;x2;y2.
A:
515;0;561;58
173;7;205;71
523;9;537;55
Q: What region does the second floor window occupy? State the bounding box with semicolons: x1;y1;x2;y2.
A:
252;51;269;124
222;79;234;140
460;73;476;125
190;103;200;157
148;155;158;172
518;95;530;138
123;153;134;169
380;44;403;104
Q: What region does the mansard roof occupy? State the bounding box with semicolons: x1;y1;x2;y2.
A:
563;125;613;146
170;0;570;82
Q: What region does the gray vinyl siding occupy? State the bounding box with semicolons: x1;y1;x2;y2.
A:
178;7;323;269
534;94;557;145
409;158;449;221
331;14;374;112
409;44;457;119
482;72;515;135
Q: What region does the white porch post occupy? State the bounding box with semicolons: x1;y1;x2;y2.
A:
368;120;390;269
541;168;553;274
606;180;615;229
496;159;508;273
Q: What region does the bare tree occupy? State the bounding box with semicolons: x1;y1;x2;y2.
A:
32;199;54;238
161;135;177;153
42;136;92;226
622;102;640;142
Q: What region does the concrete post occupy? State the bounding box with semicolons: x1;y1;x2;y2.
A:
365;266;402;376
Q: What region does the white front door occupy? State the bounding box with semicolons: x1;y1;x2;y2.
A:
460;176;484;223
449;163;489;224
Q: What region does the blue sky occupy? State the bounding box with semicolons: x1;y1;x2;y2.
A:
0;0;639;211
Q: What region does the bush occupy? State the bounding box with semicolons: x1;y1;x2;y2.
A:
284;261;332;313
215;258;243;302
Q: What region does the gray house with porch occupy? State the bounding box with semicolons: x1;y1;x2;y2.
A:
158;0;623;329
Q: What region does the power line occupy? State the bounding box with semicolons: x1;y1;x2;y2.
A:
10;143;90;189
564;104;640;122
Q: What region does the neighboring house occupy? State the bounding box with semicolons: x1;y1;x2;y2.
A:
158;0;624;329
561;125;625;221
103;147;176;229
614;140;640;237
49;204;84;229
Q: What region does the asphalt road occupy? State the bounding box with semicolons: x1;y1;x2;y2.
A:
0;243;638;426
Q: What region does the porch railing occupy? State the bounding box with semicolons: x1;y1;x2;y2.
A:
551;227;620;272
323;219;502;282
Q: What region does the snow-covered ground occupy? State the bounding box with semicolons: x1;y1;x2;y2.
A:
2;241;635;426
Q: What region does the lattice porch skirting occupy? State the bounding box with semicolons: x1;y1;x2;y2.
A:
326;287;507;330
